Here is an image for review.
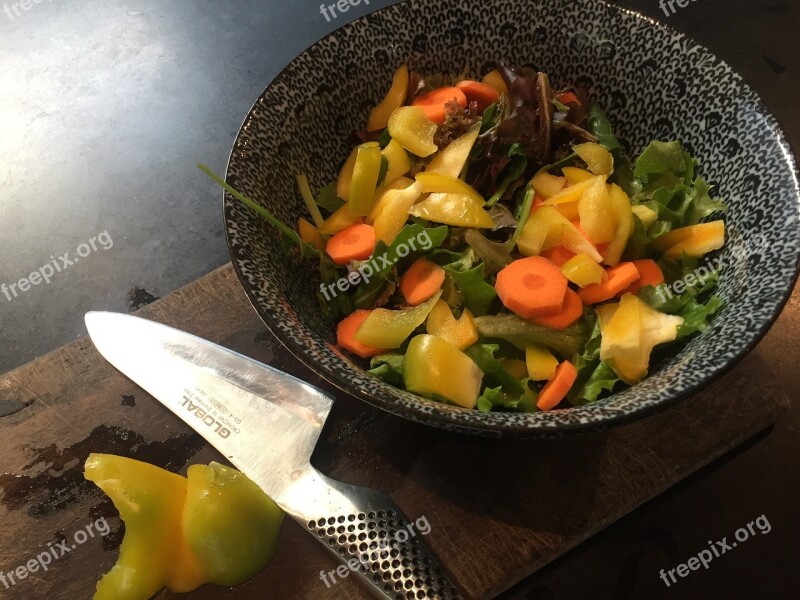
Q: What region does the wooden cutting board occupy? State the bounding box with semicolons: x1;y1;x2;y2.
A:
0;264;790;600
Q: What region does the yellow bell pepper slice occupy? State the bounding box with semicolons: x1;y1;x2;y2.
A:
425;123;480;178
388;106;438;157
355;291;441;348
518;206;603;262
499;358;529;380
561;253;608;287
561;166;594;185
578;176;615;243
543;174;605;205
319;203;358;235
651;221;725;258
404;334;483;408
525;345;558;380
602;184;634;266
381;139;412;185
597;294;684;384
367;64;409;132
415;172;485;205
481;69;509;97
409;193;494;228
573;142;614;176
368;179;423;245
297;217;325;251
336;146;358;202
632;204;658;228
348;142;383;216
85;454;202;599
426;299;479;350
531;170;567;198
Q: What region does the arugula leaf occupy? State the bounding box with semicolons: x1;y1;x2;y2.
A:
633;141;692;182
487;144;527;207
567;314;621;405
317;254;354;318
465;344;524;394
379;128;392;148
506;185;534;251
587;102;621;153
444;263;497;316
479;102;499;134
474;313;591;359
368;354;405;386
198;163;320;259
464;229;513;275
376;155;390;186
351;224;448;308
315;181;345;214
586;103;635;194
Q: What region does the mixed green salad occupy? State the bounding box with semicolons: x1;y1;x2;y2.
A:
203;63;727;412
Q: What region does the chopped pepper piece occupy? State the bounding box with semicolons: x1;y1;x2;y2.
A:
367;64;409;132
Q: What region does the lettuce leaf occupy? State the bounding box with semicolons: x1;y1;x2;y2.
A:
445;263;497;316
368;354;405;386
567;316;621;405
465;344;524;394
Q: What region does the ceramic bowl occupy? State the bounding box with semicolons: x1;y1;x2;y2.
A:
223;0;800;436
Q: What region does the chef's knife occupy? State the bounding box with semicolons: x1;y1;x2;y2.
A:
85;311;459;600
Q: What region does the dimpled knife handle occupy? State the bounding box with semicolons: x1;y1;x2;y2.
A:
306;498;460;599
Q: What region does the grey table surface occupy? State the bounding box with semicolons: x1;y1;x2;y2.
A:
1;0;798;598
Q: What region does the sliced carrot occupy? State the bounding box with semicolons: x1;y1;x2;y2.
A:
596;242;609;255
411;87;468;124
530;288;583;330
456;80;500;112
325;223;376;266
557;91;580;106
337;310;383;358
540;246;576;268
620;259;664;296
400;258;445;306
537;360;578;411
496;257;569;319
578;262;641;305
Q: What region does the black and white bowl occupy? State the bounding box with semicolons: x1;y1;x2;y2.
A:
223;0;800;436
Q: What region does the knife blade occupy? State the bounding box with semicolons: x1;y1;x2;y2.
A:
85;311;459;599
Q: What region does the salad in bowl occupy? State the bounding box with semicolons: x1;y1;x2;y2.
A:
206;62;728;414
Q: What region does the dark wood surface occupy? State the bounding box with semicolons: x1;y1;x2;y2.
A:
0;264;792;600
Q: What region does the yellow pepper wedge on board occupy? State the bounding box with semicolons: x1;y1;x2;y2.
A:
84;454;284;600
367;64;409;132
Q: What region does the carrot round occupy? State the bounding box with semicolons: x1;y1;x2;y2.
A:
325;223;376;266
578;262;641;305
337;310;383;358
537;360;578;411
400;258;445;306
540;246;576;268
621;259;664;296
455;80;500;112
530;288;583;330
411;87;467;124
496;257;568;319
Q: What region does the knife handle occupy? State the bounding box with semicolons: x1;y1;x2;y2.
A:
299;473;461;599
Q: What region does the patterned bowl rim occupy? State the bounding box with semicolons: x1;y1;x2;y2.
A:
223;0;800;436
